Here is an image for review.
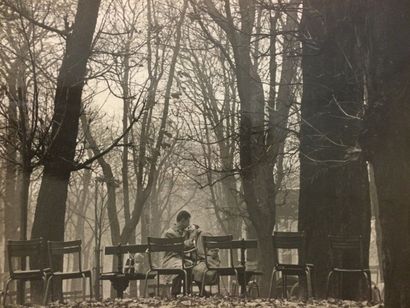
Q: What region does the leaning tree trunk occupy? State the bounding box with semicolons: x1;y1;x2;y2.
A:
31;0;100;243
299;0;371;299
30;0;100;302
362;0;410;306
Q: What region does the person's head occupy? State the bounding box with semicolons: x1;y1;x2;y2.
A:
176;210;191;229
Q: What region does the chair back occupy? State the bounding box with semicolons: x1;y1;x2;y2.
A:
7;238;45;274
147;237;185;270
202;235;233;269
48;240;83;272
328;235;365;268
273;231;306;265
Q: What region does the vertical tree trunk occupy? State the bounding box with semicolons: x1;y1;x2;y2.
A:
3;75;19;301
363;1;410;306
299;0;371;298
71;169;91;291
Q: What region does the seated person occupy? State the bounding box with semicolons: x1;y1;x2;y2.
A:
192;230;221;296
161;210;199;296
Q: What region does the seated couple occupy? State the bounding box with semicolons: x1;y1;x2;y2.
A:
162;210;219;296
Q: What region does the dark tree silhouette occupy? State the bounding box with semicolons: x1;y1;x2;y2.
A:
31;0;101;245
362;0;410;306
299;0;371;298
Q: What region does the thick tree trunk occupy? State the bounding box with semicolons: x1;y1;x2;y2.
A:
299;0;371;299
32;0;100;241
363;1;410;306
30;0;100;302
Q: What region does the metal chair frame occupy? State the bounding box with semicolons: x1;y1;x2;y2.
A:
144;237;189;297
43;240;92;304
326;235;372;301
201;235;242;296
269;231;313;300
2;238;50;306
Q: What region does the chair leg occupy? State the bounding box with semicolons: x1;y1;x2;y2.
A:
89;274;93;300
200;270;207;296
182;270;188;296
156;273;160;297
282;273;287;299
269;269;277;298
363;271;372;302
234;270;239;296
243;271;247;297
305;268;313;300
217;274;221;295
255;280;260;297
3;278;12;306
231;279;237;296
326;271;335;299
144;271;152;297
43;275;54;305
82;274;86;301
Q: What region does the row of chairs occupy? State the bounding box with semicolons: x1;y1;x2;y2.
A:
270;232;372;300
143;233;372;301
2;239;92;306
2;233;372;303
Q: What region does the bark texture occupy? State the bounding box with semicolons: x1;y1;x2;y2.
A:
363;1;410;306
299;0;371;298
31;0;101;243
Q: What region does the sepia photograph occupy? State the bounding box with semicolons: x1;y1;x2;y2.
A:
0;0;407;307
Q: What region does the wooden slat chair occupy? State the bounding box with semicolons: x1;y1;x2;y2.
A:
2;238;50;306
144;237;189;297
269;231;313;300
232;239;262;297
201;235;243;296
43;240;92;304
326;235;372;301
100;244;156;298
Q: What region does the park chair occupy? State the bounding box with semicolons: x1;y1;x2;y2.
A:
43;240;92;304
2;238;50;306
230;239;262;297
326;235;372;301
269;231;313;300
100;244;156;298
200;235;243;296
144;237;190;296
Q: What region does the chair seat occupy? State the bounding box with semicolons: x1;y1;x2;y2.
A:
332;268;370;273
100;271;156;281
153;268;186;275
275;263;311;275
51;270;92;279
245;270;263;276
100;272;121;280
211;267;243;276
126;272;156;280
11;269;49;280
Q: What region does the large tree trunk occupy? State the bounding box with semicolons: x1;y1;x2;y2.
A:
31;0;100;241
363;1;410;306
30;0;100;302
299;0;371;299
